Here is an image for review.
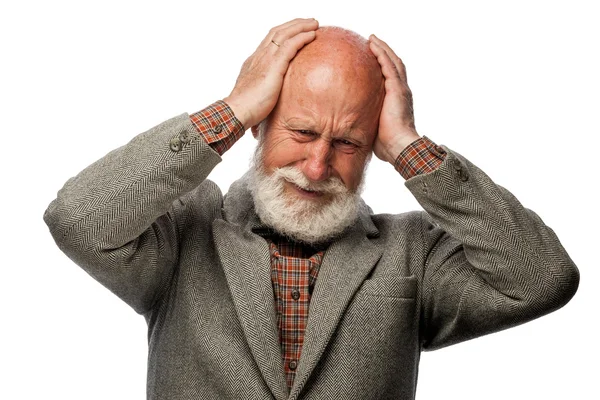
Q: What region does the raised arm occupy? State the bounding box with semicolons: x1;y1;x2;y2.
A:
44;18;319;314
44;113;224;314
369;34;579;348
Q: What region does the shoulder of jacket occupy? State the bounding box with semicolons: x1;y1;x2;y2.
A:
371;210;425;228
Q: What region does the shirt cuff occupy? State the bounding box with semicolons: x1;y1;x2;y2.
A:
394;136;447;180
189;100;245;156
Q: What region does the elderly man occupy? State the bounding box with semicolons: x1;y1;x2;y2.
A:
45;18;579;400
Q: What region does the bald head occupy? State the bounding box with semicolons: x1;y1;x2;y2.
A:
260;27;385;148
286;26;384;103
293;27;379;67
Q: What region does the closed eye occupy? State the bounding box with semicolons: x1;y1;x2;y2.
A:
334;138;359;152
293;129;318;141
297;130;316;136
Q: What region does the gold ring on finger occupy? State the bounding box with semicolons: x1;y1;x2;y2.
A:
271;39;280;47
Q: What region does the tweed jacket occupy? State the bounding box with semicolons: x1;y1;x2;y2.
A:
44;114;579;400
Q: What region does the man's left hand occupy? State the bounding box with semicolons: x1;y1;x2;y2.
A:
369;35;421;164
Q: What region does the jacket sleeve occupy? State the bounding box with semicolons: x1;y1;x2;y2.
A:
44;114;222;314
407;148;580;350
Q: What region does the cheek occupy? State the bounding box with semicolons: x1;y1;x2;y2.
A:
261;137;306;171
335;154;368;192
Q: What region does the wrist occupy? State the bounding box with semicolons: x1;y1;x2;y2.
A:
385;131;421;164
223;95;252;129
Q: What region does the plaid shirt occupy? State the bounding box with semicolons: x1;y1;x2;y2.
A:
190;101;447;387
268;237;324;388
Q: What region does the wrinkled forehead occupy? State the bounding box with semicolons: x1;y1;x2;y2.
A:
275;28;384;139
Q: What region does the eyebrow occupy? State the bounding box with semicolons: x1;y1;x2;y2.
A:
283;118;315;130
283;118;369;143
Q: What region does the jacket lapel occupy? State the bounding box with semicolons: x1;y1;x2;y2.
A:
216;173;382;400
213;219;288;400
288;219;382;399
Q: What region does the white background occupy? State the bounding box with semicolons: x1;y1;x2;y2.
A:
1;0;598;398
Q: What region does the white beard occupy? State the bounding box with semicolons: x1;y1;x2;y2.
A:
248;161;362;245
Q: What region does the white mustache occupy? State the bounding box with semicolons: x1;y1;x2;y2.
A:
273;167;348;195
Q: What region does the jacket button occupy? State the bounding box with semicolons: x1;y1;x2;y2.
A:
212;124;223;134
291;289;301;300
289;360;298;370
179;131;191;144
169;137;182;152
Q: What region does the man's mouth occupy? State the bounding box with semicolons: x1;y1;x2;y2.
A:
291;183;324;198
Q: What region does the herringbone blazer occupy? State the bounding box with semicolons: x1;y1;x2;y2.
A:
44;114;579;399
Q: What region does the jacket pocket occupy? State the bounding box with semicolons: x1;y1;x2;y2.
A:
358;275;417;299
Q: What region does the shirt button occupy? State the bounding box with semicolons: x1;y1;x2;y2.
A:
212;124;223;133
169;137;182;152
291;289;301;300
288;360;298;370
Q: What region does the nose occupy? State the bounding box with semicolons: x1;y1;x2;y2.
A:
301;139;332;182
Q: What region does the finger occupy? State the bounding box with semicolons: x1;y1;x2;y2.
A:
259;18;308;48
259;18;318;48
276;30;317;62
268;18;319;49
369;34;408;82
369;40;404;88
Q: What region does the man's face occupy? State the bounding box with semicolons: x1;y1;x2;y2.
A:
254;62;383;205
248;29;384;243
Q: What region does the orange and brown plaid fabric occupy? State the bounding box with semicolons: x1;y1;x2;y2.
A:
190;101;447;388
189;100;245;155
268;238;324;388
394;136;447;179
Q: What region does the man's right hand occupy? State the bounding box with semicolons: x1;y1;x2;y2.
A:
224;18;319;129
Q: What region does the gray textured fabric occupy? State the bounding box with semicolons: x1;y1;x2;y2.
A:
44;114;579;400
